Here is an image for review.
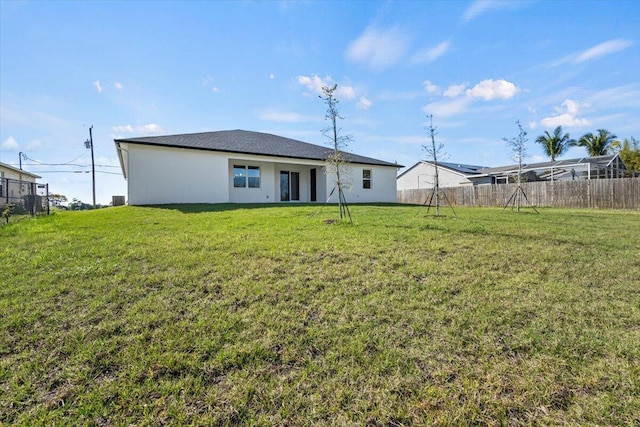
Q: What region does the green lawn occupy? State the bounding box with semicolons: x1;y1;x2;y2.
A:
1;205;639;426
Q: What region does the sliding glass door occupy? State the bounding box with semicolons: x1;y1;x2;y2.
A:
280;171;299;202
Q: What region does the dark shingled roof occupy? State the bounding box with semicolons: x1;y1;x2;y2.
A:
434;161;487;175
115;129;400;167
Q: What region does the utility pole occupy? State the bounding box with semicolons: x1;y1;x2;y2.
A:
19;152;23;170
85;126;96;208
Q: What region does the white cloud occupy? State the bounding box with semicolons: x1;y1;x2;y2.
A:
550;38;634;67
346;26;409;70
112;125;134;134
538;99;591;128
575;39;633;63
586;84;640;109
540;114;590;128
140;124;164;134
412;40;451;63
114;82;123;90
111;124;165;135
297;75;327;95
463;0;500;22
423;80;439;94
357;96;372;110
212;87;221;93
462;0;530;23
465;79;519;100
93;80;103;94
421;78;518;117
559;99;581;115
1;136;19;150
269;73;275;80
444;83;466;98
297;75;356;100
423;97;472;117
337;85;356;100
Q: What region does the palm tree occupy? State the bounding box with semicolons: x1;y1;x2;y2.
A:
535;126;574;161
573;129;618;156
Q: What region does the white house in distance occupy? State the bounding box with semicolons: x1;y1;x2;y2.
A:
397;161;490;191
398;154;630;191
114;130;401;205
0;161;42;208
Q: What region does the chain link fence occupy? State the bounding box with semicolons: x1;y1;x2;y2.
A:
1;178;49;223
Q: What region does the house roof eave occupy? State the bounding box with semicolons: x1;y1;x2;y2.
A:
116;130;402;168
0;161;41;179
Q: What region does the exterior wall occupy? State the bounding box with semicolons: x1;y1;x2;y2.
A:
316;166;328;203
397;162;472;191
326;163;398;203
227;156;328;203
0;164;38;183
126;144;229;205
123;144;397;205
0;164;40;203
274;162;309;203
229;160;276;203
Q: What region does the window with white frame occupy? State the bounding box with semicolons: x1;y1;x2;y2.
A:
233;165;260;188
363;169;371;189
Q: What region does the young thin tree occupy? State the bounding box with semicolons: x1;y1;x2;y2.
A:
422;115;448;216
321;84;353;223
502;120;536;213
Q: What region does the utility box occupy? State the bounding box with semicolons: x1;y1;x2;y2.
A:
112;195;126;206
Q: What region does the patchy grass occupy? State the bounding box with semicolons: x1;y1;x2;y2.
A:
1;204;639;425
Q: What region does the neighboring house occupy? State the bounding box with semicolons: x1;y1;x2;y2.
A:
114;130;401;205
397;161;490;191
0;161;42;208
398;154;630;190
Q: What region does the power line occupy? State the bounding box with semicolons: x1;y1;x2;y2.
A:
24;162;85;167
22;152;87;166
33;170;122;175
32;170;91;173
23;162;119;168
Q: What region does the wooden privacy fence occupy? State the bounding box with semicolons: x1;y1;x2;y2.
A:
397;177;640;210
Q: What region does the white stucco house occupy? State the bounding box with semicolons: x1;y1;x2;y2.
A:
397;161;490;191
114;130;401;205
0;161;42;208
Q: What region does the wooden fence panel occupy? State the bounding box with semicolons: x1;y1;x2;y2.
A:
397;177;640;210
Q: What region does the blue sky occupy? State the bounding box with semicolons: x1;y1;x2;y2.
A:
1;0;638;204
